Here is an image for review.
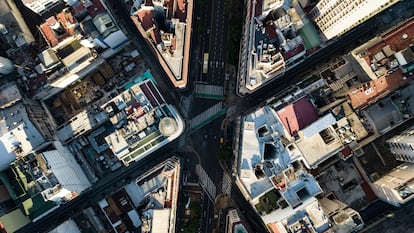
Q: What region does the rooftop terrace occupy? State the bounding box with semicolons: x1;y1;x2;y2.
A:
238;0;321;95
130;0;192;89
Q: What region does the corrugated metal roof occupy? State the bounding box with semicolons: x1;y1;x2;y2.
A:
42;149;91;194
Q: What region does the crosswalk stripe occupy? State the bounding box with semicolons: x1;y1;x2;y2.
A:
196;165;217;202
221;171;232;196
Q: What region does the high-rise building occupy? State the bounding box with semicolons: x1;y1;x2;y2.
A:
21;0;65;17
370;163;414;207
386;127;414;163
309;0;399;41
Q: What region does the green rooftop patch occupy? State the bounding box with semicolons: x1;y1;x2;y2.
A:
22;193;57;219
255;190;282;214
129;131;161;152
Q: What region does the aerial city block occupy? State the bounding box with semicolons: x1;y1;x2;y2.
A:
0;0;413;233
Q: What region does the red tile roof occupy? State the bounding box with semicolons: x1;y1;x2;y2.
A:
87;0;105;17
70;0;105;18
383;18;414;52
57;11;75;34
265;24;277;41
40;19;59;47
365;19;414;66
283;44;305;60
40;11;77;47
135;7;154;31
176;0;186;22
347;69;411;109
276;97;319;136
255;0;263;17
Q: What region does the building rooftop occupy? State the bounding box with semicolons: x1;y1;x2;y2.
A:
296;113;344;168
130;0;192;88
41;143;91;195
347;70;410;109
239;106;288;199
120;156;180;233
238;105;330;228
226;209;250;233
265;198;330;232
374;162;414;204
238;0;321;94
0;101;46;156
102;79;184;165
39;10;77;47
319;197;364;233
349;18;414;109
29;3;129;99
361;98;403;134
276;97;318;136
0;209;30;233
71;0;105;18
0;83;22;109
47;219;81;233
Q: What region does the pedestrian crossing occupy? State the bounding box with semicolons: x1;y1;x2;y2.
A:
189;102;226;132
221;171;232;196
195;84;224;100
196;165;217;202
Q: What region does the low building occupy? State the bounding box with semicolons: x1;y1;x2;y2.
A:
0;208;30;233
47;219;81;233
4;140;91;222
32;3;129;100
95;156;181;233
319;196;364;233
237;106;327;232
235;76;369;232
0;83;53;167
349;18;414;109
266;198;331;233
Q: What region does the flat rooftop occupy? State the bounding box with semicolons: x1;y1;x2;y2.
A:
130;0;192;89
347;69;410;109
296;113;344;168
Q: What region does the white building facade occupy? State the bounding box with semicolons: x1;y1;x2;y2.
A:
310;0;399;41
370;163;414;207
386;127;414;163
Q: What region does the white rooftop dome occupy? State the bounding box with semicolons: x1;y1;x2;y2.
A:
159;117;178;137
